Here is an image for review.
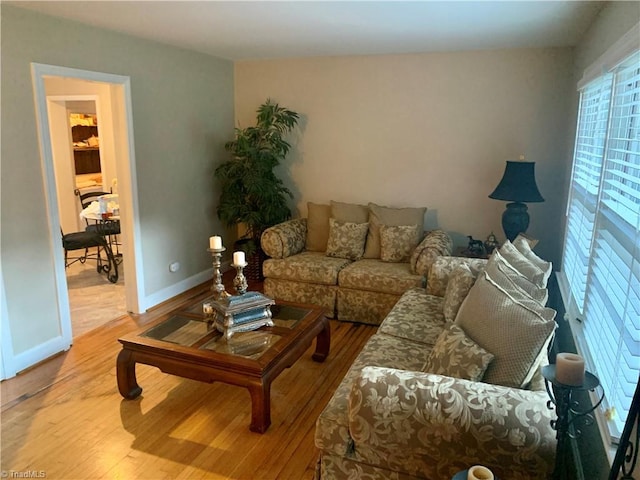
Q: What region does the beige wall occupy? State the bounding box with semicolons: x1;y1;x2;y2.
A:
235;48;575;264
1;5;234;357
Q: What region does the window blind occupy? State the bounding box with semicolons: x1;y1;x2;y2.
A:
561;75;612;311
561;50;640;439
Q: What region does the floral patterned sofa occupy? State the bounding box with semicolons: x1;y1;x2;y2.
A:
315;239;559;480
260;201;452;325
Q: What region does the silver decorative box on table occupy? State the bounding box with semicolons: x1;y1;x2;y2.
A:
204;291;275;340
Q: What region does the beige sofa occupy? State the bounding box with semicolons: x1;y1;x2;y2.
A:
260;201;452;325
315;238;558;480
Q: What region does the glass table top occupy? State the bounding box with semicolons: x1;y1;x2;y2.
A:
140;299;314;360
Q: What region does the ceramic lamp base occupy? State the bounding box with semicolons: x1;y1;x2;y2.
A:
501;202;529;242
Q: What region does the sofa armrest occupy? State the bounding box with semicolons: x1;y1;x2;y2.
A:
261;218;307;259
426;255;488;297
410;229;453;277
348;366;556;479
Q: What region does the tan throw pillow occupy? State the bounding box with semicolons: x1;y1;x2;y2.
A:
330;200;369;223
512;236;552;284
498;240;548;288
486;250;548;305
455;271;556;388
379;224;420;263
363;203;426;259
305;202;331;252
325;218;369;261
424;324;495;382
443;264;477;322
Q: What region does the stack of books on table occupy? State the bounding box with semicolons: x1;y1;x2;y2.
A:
204;292;275;340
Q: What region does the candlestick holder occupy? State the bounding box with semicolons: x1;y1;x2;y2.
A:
542;364;605;480
208;247;230;301
232;261;248;295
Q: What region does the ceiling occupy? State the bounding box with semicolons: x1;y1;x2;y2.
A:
11;1;607;61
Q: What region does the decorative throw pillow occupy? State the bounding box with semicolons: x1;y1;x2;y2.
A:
325;218;369;261
442;264;477;322
512;236;552;284
498;240;548;288
363;203;426;259
424;324;494;382
305;202;331;252
379;224;420;262
455;272;556;388
329;200;369;223
486;250;548;305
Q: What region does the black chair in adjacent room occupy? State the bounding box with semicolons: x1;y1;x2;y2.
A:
61;228;118;284
75;188;122;255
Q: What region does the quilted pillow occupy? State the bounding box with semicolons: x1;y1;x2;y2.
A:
305;202;331;252
442;263;477;322
498;240;548;288
325;218;369;261
379;224;420;262
455;271;556;388
363;203;426;259
424;324;494;381
513;236;552;284
487;250;548;305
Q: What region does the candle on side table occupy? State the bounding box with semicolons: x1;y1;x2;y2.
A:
209;235;222;250
233;251;246;266
556;352;585;386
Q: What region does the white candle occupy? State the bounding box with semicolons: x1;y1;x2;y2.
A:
468;465;494;480
233;251;246;265
209;236;222;250
555;352;585;386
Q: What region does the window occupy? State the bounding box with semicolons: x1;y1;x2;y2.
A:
560;46;640;441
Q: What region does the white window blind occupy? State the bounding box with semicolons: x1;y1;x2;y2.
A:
561;75;612;310
561;50;640;439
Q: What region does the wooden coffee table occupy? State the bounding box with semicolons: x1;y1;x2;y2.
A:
116;298;330;433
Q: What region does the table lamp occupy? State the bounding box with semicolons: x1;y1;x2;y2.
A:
488;156;544;241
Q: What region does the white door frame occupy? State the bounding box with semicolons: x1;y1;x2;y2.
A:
31;64;146;328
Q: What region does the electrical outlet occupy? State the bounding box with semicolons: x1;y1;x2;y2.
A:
169;262;180;273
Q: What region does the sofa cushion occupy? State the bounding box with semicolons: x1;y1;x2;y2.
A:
513;236;553;283
424;323;494;381
326;218;369;261
378;287;446;345
442;263;477;322
379;224;420;262
305;202;331;252
486;251;548;305
426;256;488;297
363;202;426;259
498;240;549;288
263;251;351;285
330;200;369;223
338;260;423;295
410;229;454;275
455;272;556;388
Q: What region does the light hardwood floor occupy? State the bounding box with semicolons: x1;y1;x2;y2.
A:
1;281;376;480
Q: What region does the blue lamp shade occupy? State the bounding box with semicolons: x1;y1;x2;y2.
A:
489;160;544;241
489;161;544;203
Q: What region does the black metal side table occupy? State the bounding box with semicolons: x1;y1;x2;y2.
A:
542;365;604;480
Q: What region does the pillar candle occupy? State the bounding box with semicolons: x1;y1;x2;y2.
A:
555;352;585;386
233;251;245;265
209;235;222;250
468;465;494;480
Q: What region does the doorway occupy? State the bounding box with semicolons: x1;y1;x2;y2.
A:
32;63;146;349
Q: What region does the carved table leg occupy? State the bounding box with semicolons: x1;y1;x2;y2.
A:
312;318;331;362
248;380;271;433
117;348;142;399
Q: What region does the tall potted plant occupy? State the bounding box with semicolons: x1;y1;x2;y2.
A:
215;99;300;280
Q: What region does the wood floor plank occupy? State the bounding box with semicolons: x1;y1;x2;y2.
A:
1;280;376;480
